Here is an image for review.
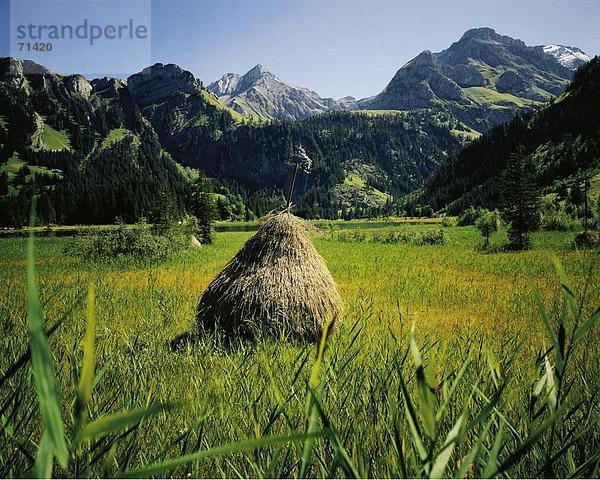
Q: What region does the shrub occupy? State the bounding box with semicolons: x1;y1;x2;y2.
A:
574;229;599;248
457;206;482;226
441;216;457;228
541;210;580;231
360;228;445;246
336;230;367;243
475;210;500;248
65;219;193;261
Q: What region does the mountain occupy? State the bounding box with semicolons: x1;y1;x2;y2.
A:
208;64;340;120
358;28;577;132
543;45;592;70
0;58;464;224
133;65;463;216
0;58;191;226
179;110;463;217
125;63;249;160
206;28;589;131
415;56;600;214
1;36;593;225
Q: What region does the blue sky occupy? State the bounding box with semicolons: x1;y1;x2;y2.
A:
1;0;599;98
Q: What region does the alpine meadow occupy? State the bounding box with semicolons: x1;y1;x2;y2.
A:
1;1;599;479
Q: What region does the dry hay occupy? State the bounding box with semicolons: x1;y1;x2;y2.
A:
196;211;342;341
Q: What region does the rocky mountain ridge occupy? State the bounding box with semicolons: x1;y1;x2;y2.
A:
208;64;340;120
206;28;591;130
356;28;580;131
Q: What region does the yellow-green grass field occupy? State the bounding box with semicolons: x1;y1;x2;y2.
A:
0;224;599;477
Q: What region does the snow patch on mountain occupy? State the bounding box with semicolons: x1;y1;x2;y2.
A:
543;45;592;70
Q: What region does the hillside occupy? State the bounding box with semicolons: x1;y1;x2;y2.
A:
0;58;191;226
126;65;464;217
177;110;462;218
0;58;463;224
357;28;577;132
417;56;600;213
0;36;592;225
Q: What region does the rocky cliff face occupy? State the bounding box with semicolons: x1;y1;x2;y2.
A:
91;77;128;100
65;74;92;98
128;63;202;106
209;72;242;96
359;28;579;132
208;64;340;120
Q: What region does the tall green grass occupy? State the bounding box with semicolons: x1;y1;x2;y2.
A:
0;225;598;477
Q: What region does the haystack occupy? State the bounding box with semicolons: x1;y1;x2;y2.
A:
196;211;342;341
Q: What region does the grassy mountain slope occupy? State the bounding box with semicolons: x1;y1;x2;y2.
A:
417;57;600;213
0;58;189;226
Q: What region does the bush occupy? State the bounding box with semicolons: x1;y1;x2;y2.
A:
345;228;445;246
475;210;500;248
336;230;367;243
441;216;457;228
457;206;483;226
574;230;599;248
65;218;194;261
418;228;446;245
541;210;580;231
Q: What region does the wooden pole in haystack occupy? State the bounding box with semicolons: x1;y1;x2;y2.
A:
286;143;312;212
286;164;299;212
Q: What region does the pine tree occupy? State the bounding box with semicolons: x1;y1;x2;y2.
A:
501;147;540;251
187;176;217;244
0;172;8;196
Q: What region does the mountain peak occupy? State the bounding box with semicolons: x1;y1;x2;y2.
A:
408;50;435;67
208;64;338;120
460;27;498;41
127;62;200;105
1;57;50;77
454;27;528;51
543;44;592;70
242;64;275;84
363;27;574;131
249;63;265;74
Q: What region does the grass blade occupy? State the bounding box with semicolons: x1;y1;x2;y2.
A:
0;319;63;390
399;374;428;462
430;413;464;478
488;411;559;478
573;307;600;343
410;326;436;438
299;321;330;478
76;403;175;443
482;422;503;478
26;214;69;468
74;284;97;437
456;420;492;478
34;433;53;479
117;432;322;478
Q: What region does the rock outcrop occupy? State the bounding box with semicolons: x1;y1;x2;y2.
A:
128;63;201;106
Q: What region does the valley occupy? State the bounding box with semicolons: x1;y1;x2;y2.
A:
1;5;599;478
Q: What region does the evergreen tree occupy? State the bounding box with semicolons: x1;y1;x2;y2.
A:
501;147;540;251
0;172;8;196
187;176;217;244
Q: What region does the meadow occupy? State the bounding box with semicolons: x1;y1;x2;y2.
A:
0;224;599;478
